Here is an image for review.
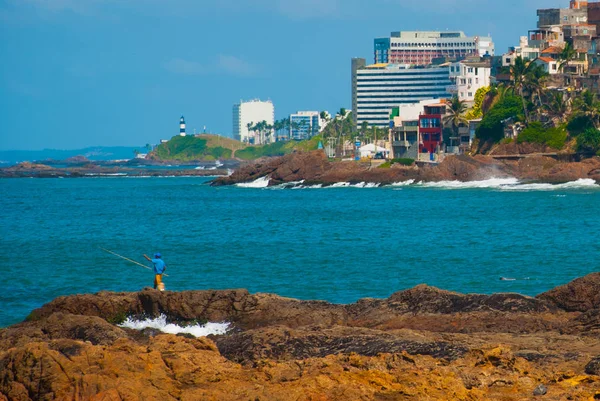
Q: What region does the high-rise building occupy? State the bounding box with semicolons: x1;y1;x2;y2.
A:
374;31;495;65
289;111;321;140
232;99;275;144
351;59;452;129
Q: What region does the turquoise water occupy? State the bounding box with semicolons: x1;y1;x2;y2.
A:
2;176;599;327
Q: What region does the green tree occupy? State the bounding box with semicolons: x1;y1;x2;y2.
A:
246;122;254;143
524;63;549;117
572;90;600;127
476;94;523;144
543;91;570;123
576;128;600;154
509;56;531;122
558;42;577;73
517;121;567;149
567;114;595;136
443;96;468;148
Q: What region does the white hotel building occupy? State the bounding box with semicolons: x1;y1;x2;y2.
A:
374;31;495;65
232;99;274;144
352;59;452;128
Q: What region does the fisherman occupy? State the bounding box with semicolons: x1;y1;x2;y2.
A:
143;252;167;290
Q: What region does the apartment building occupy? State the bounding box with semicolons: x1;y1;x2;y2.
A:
449;58;492;104
289;111;321;140
232;99;274;144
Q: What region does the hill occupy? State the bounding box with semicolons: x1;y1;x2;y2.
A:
149;134;322;162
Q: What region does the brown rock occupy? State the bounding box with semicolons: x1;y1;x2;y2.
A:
4;273;600;400
537;272;600;312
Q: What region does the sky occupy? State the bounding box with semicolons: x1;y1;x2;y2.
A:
0;0;556;150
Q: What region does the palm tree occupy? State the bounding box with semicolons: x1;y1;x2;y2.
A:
443;96;468;149
509;56;532;122
573;90;600;127
360;121;369;141
524;63;549;121
543;90;570;123
558;42;577;73
246;122;254;144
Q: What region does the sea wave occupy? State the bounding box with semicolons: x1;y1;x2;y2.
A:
499;178;599;191
390;179;416;186
234;176;599;191
416;178;520;189
236;176;270;188
415;177;599;191
119;314;230;337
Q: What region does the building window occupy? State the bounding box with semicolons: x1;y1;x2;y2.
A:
468;92;473;97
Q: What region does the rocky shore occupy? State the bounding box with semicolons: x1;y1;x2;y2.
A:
2;273;600;400
211;150;600;187
0;161;231;178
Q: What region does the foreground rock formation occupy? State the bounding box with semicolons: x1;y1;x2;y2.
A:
210;150;600;186
3;273;600;400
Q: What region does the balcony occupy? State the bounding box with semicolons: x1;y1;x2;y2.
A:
447;85;458;93
393;140;412;147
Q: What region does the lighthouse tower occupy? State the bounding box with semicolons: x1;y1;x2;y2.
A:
179;116;186;136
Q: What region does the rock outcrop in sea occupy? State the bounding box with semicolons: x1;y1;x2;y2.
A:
2;273;600;400
210;150;600;187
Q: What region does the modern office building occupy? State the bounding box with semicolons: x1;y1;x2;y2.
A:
374;31;495;65
352;59;452;129
289;111;321;140
232;99;275;144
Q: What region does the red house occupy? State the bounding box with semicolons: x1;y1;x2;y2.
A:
419;103;446;154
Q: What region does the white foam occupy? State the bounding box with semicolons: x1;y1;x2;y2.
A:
328;182;351;188
417;177;520;189
236;176;270;188
499;178;599;191
389;179;415;186
119;314;230;337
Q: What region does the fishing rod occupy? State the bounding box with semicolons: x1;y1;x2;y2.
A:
100;247;169;277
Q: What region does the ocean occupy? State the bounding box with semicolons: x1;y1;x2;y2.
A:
2;176;599;328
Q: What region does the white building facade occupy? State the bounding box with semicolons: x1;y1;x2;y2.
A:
232;99;275;144
352;62;452;129
448;59;491;104
502;36;543;67
289;111;322;140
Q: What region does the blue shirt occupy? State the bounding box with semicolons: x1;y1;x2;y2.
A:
151;258;166;274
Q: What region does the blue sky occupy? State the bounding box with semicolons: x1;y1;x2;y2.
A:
1;0;552;150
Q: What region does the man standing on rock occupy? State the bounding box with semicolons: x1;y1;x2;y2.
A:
143;252;166;290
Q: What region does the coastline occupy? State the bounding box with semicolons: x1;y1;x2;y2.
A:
3;151;599;185
211;150;600;187
2;273;600;399
0;160;236;178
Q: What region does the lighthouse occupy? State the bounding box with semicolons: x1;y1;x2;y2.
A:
179;116;186;136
